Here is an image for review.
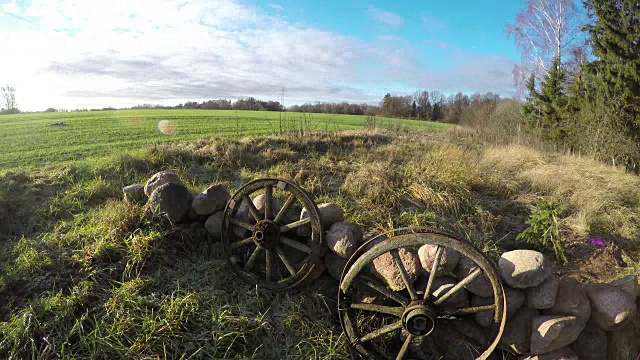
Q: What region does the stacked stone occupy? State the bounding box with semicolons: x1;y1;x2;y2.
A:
497;250;640;360
124;174;640;359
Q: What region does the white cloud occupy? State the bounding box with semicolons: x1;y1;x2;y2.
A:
0;0;515;111
422;14;448;32
367;6;404;27
267;3;284;12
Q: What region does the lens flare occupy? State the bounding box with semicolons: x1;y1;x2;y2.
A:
157;120;177;135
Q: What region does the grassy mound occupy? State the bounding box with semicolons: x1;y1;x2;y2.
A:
0;129;638;358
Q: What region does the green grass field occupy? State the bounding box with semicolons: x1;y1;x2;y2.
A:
0;110;449;169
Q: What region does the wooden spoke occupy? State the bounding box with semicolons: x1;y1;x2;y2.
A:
230;218;254;231
274;194;296;224
279;217;311;233
243;246;264;272
280;236;311;254
434;267;483;306
440;304;496;316
396;334;413;360
349;303;403;317
360;320;403;343
423;245;444;301
275;246;297;276
265;249;273;281
391;249;418;301
264;185;273;220
242;195;261;222
359;275;409;306
230;236;255;249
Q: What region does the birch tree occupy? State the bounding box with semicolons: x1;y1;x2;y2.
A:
506;0;586;79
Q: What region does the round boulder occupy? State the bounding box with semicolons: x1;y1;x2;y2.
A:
584;283;637;331
324;252;347;282
251;193;282;220
473;286;525;327
192;184;230;216
430;276;470;309
526;274;559;309
297;202;344;237
326;222;363;259
606;320;640;360
454;256;493;297
530;315;585;355
500;307;539;354
123;183;146;203
609;275;639;299
144;171;181;196
520;347;578;360
569;321;607;360
204;211;224;239
418;244;460;275
371;248;420;292
148;182;191;223
499;250;552;289
543;277;591;323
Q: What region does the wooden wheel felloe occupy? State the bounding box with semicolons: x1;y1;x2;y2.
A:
338;227;506;360
221;178;324;291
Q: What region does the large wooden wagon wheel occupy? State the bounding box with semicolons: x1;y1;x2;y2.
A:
221;178;324;291
339;227;506;360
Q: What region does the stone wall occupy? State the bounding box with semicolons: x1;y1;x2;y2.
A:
125;173;640;360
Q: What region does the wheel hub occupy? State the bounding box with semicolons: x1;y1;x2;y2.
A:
253;220;280;249
402;302;436;337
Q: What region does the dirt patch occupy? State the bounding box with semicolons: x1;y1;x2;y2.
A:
560;237;627;283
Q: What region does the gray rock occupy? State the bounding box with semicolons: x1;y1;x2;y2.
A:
298;258;325;285
148;182;191;223
520;347;578;360
569;321;607;360
371;248;420;291
584;283;637;331
144;171;181;196
544;277;591;323
499;250;552;289
418;244;460;275
530;315;585;355
123;184;146;203
192;184;230;215
500;307;539;354
526;274;559;309
474;287;525;327
297;202;344;236
454;256;493;297
451;318;487;346
431;276;470;309
325;222;363;259
204;211;224;239
606;320;640;360
251;193;282;220
324;252;347;282
232;201;250;239
610;274;639;299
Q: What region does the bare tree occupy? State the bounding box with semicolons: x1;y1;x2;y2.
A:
1;85;18;114
506;0;586;78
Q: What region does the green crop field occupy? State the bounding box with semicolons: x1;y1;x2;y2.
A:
0;110;450;169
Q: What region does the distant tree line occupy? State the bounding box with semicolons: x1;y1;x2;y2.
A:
286;102;380;116
377;91;502;123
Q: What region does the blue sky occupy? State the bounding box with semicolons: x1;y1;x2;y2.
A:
0;0;523;110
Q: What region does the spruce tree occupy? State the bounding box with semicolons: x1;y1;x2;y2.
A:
523;57;571;148
584;0;640;169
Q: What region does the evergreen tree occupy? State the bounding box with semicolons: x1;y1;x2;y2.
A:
584;0;640;170
523;57;571;148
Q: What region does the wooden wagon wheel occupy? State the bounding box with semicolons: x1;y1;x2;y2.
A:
338;227;506;360
221;178;324;291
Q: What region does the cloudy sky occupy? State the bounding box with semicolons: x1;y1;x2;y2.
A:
0;0;522;111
